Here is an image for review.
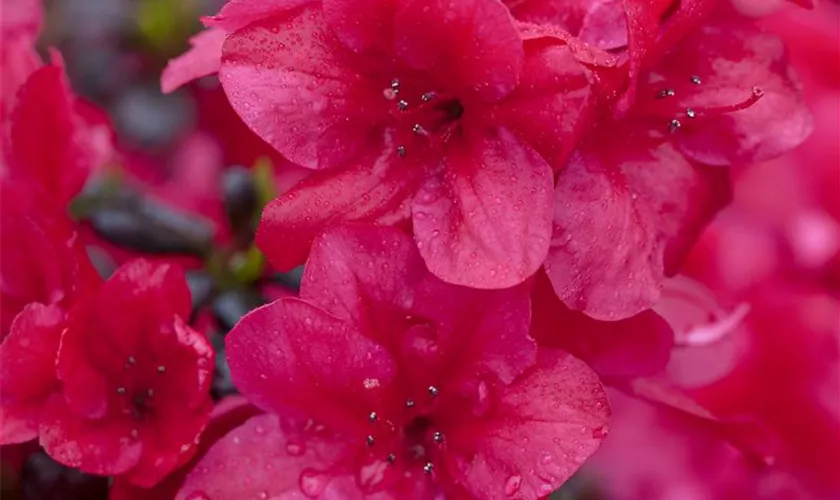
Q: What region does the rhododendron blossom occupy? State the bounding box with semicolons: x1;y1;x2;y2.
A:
37;260;214;487
176;226;610;499
164;0;596;289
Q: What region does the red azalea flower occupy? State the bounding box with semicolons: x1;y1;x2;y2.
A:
176;225;609;499
164;0;595;289
0;181;101;340
543;12;811;320
2;51;114;208
38;260;214;487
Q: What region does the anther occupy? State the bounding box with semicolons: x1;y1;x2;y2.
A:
368;412;378;423
396;145;406;157
668;119;682;133
157;365;166;373
423;462;434;475
387;453;396;464
366;435;375;446
421;92;435;102
397;100;408;111
658;88;676;99
685;108;696;119
117;387;126;395
691;75;702;85
432;431;444;444
405;399;416;408
428;386;439;398
390;79;400;90
412;124;425;135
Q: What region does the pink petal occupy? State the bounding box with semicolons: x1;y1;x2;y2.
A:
546;138;731;320
0;304;63;399
226;298;397;435
531;271;675;379
0;405;39;445
8;54;113;206
161;28;227;94
668;22;813;165
256;144;420;272
176;413;365;500
412;128;553;289
445;349;610;499
323;0;396;53
110;396;261;499
39;394;143;476
490;42;593;170
301;226;537;387
394;0;523;102
615;377;779;466
219;5;387;169
203;0;313;33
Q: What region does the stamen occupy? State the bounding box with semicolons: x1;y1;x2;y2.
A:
432;431;444;443
366;435;375;446
396;145;406;157
685;108;696;119
405;399;416;408
387;453;396;464
691;75;702;85
421;92;435;102
412;124;426;135
669;119;682;133
368;412;378;423
397;100;408;111
423;462;434;475
427;386;439;398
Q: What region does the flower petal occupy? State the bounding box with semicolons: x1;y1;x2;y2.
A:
394;0;523;102
219;5;387;169
531;271;675;379
491;41;593;170
39;394;143;476
8;55;112;206
300;226;537;389
161;28;226;93
256;144;420;272
175;413;364;500
323;0;396;53
445;349;610;499
669;22;813;165
412;128;553;289
0;304;62;399
547;137;731;320
203;0;313;33
226;298;397;435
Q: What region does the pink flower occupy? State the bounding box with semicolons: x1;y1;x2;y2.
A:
543;11;812;320
176;226;609;499
37;260;214;487
164;0;595;289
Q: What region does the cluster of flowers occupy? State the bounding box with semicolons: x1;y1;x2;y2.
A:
1;0;833;498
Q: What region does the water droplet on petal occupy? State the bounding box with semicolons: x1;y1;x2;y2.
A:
286;440;305;456
299;469;328;498
505;475;522;495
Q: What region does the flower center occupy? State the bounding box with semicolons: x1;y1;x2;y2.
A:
357;384;448;492
382;77;465;158
637;74;764;135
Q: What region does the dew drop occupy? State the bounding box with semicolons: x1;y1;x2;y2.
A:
299;469;328;498
504;475;522;495
157;365;166;373
286;441;305;456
